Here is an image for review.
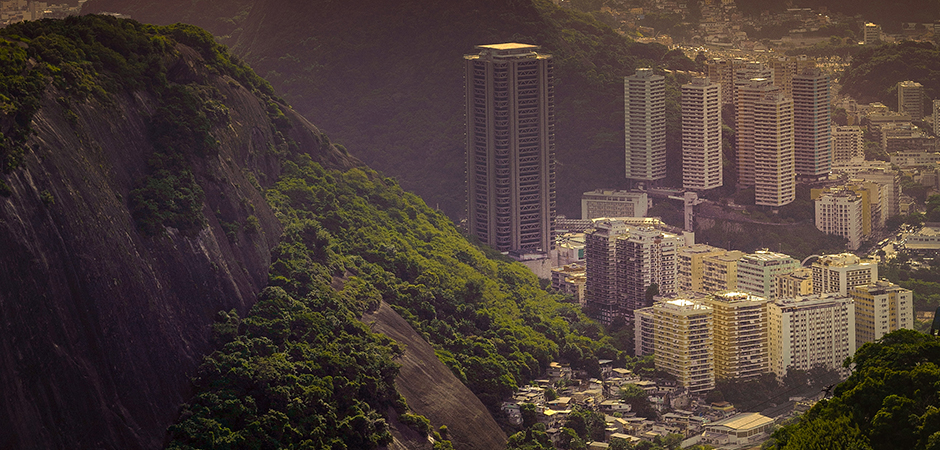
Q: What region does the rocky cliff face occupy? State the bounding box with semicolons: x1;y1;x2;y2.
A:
0;42;357;449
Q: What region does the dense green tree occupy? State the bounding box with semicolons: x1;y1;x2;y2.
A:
620;384;658;420
768;330;940;450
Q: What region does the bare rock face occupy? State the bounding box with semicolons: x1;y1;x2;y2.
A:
363;302;508;450
0;45;358;449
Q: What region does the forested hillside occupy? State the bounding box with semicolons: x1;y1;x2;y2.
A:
166;157;625;448
83;0;695;219
839;41;940;107
0;15;629;449
764;330;940;450
0;15;364;449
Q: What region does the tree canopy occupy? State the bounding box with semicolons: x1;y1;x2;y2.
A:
765;330;940;450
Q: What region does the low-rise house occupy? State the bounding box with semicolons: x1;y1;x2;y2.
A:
634;380;658;393
599;359;614;378
669;388;692;410
610;368;639;382
618;416;653;435
572;388;605;406
609;433;642;446
514;385;546;405
541;409;572;428
702;413;775;446
547;396;572;410
710;401;735;412
547;362;573;381
501;401;522;426
599;399;632;414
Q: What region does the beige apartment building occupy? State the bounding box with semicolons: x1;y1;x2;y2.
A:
702;250;746;292
648;298;715;393
850;280;913;348
705;291;772;382
776;267;813;299
678;244;728;292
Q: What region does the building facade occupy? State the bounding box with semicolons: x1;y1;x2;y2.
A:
625;68;666;184
776;267;813;299
898;80;924;121
733;61;773;109
706;291;771;382
585;219;630;324
934;100;940;138
736;76;796;206
767;294;856;378
736;251;800;299
791;68;831;181
551;263;586;305
832;126;864;164
581;189;648;219
678;244;728;293
465;43;555;253
754;91;796;207
864;23;882;44
702;250;746;292
771;55;814;98
855;168;900;218
850;280;913;348
681;77;723;191
814;190;865;250
617;227;681;317
651;299;715;393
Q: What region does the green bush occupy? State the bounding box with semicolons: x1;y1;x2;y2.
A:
399;413;431;436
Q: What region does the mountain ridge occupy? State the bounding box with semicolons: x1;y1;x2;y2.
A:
0;16;358;448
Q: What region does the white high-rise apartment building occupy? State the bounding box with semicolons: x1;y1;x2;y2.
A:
814;190;864;250
635;307;656;356
812;253;878;297
465;43;555;253
733;61;773;108
754;91;796;207
767;294;856;378
735;78;792;187
792;69;831;181
625;68;666;184
898;80;924;121
706;57;739;106
617;227;681;317
706;291;771;382
737;250;799;299
850;280;913;348
682;77;723;191
832;126;864;164
772;55;814;97
649;298;715;393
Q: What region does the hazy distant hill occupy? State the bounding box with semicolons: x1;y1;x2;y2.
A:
840;41;940;108
84;0;695;219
